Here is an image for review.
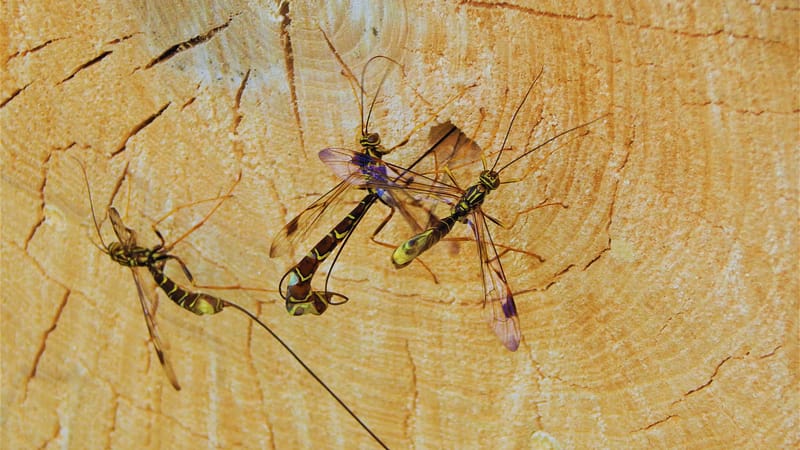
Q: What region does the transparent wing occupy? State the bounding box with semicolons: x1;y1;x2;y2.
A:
130;267;181;389
108;207;136;248
318;148;457;235
269;179;354;258
468;211;521;351
319;148;463;204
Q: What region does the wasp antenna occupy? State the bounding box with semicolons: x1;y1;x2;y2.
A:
491;67;545;172
71;156;109;250
221;301;388;449
361;55;402;135
497;113;609;174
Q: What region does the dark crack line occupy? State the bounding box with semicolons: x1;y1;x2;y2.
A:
111;103;171;157
633;414;679;432
25;143;76;251
6;37;65;64
681;100;798;116
24;289;71;400
105;160;131;211
181;97;196;110
614;18;791;48
105;32;142;46
584;124;633;271
25;150;53;251
681;356;733;400
180;83;202;110
758;344;782;359
104;394;120;450
0;82;32;108
36;417;62;450
542;263;576;290
657;308;688;336
230;70;251;160
24;217;46;252
403;339;418;442
279;1;306;158
232;69;250;132
241;301;270;431
583;246;610;270
60;50;112;83
144;17;234;69
461;1;610;22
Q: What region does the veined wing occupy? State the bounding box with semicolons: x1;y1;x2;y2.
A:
108;207;137;248
130;266;181;389
319;147;462;205
468;211;521;352
269;179;353;258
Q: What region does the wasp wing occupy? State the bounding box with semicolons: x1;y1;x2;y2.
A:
319;148;461;203
130;266;181;390
468;212;522;352
269;178;354;258
108;207;137;248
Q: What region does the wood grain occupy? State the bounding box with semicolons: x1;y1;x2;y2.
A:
2;0;797;448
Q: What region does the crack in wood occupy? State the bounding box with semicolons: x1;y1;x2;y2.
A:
682;355;733;399
5;37;65;64
60;50;112;83
633;414;679;432
461;1;609;22
25;289;71;401
36;417;62;449
230;70;251;161
25;143;76;250
111;102;171;157
402;339;418;445
240;301;270;432
0;82;32;108
279;1;305;158
104;32;142;46
614;18;790;47
104;394;120;450
144;16;236;69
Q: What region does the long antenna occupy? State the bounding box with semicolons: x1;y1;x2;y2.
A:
361;55;403;136
497;113;609;174
73;156;109;251
222;301;389;449
490;67;545;172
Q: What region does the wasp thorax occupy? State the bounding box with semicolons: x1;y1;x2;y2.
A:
478;170;501;190
107;243;126;261
454;199;472;216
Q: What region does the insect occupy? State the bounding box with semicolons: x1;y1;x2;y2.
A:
270;40;468;316
76;161;387;448
320;70;608;351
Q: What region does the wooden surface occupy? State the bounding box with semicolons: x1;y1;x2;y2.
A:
2;1;797;448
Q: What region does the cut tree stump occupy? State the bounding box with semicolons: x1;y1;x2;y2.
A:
2;1;797;448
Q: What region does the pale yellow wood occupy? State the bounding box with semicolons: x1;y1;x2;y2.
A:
2;1;797;449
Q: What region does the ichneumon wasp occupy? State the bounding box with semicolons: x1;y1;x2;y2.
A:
270;32;470;316
320;69;609;351
76;160;388;448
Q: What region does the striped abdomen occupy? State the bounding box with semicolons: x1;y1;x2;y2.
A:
148;264;225;315
391;215;458;268
283;195;376;315
392;182;490;268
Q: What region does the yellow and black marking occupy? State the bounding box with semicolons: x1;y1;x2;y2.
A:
149;263;224;315
392;169;498;268
280;195;377;315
